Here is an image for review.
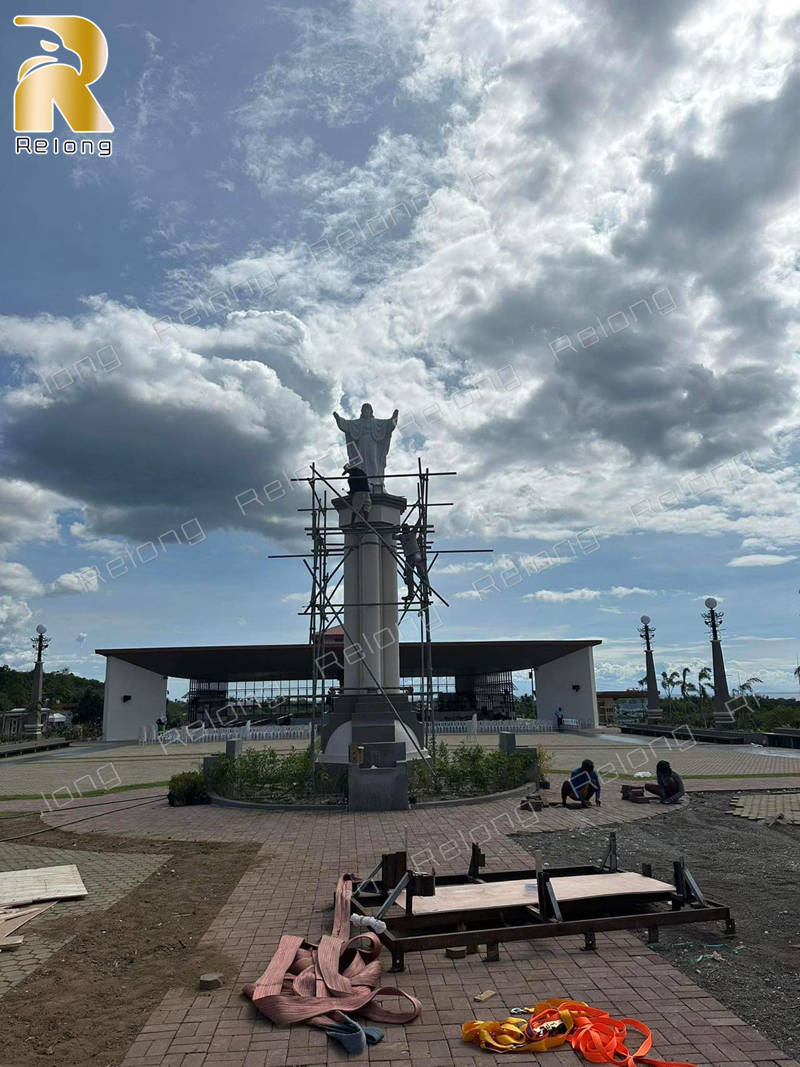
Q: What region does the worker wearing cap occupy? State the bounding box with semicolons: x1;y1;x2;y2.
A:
344;463;372;525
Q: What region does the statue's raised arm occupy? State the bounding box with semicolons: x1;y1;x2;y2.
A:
333;402;397;491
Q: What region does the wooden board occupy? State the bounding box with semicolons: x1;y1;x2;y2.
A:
0;865;86;908
0;936;24;952
0;901;55;938
397;872;674;916
550;873;674;902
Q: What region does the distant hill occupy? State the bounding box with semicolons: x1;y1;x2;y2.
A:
0;664;103;712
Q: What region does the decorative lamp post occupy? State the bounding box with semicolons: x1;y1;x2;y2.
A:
638;615;662;723
702;598;733;726
27;624;50;737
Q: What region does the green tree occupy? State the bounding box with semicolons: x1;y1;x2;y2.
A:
73;687;104;730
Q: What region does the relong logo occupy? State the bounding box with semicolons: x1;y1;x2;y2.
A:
13;14;113;132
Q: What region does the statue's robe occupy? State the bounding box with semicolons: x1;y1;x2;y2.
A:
334;411;397;490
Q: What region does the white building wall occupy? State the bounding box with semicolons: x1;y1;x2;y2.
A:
102;657;168;742
534;647;598;729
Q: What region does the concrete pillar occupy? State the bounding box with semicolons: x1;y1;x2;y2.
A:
342;526;360;690
335;493;406;693
359;531;382;688
32;661;44;705
644;648;662;723
711;639;734;725
380;527;400;689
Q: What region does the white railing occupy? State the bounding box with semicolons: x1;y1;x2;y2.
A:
142;719;556;746
435;719;550;734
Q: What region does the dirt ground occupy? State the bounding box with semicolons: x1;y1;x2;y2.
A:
0;814;259;1067
514;792;800;1059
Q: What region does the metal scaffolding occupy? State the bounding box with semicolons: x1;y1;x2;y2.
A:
269;461;491;784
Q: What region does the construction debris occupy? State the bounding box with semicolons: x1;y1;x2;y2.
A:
0;864;87;908
199;972;224;990
473;989;497;1002
0;864;86;950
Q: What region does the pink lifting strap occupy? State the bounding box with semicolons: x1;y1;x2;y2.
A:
243;875;422;1030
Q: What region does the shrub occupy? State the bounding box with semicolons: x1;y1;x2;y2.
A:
409;742;551;799
207;746;345;801
168;770;209;806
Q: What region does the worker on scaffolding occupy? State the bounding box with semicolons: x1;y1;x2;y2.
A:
344;462;372;525
396;518;427;602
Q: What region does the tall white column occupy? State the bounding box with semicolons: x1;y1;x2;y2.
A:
342;526;361;690
359;531;382;688
380;528;400;689
336;494;405;695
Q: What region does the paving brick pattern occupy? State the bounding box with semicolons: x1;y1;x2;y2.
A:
729;791;800;823
2;736;799;1065
25;791;791;1067
0;841;169;995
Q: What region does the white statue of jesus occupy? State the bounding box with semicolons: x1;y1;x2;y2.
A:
333;403;398;491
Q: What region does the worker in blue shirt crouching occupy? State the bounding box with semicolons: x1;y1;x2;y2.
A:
561;759;601;808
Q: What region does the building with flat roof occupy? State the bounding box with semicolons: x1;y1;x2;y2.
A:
97;637;601;741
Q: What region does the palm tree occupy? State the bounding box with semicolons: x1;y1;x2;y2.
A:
793;664;800;691
679;667;697;702
637;676;647;693
739;675;763;698
697;666;713;725
660;670;680;701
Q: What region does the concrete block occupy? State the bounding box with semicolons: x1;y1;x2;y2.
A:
498;731;516;754
348;762;409;811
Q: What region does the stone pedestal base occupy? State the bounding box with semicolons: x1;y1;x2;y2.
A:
645;708;663;723
23;710;42;738
319;692;425;767
348;762;409;812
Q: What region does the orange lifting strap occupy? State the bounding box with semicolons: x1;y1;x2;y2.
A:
463;998;698;1067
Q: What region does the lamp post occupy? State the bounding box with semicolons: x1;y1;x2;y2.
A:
638;615;662;723
27;624;50;738
702;598;733;726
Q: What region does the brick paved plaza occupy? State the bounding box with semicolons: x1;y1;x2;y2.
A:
2;729;800;801
1;732;799;1066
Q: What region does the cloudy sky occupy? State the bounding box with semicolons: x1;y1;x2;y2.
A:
1;0;799;697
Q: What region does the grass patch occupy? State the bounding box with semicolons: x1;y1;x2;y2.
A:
0;780;168;801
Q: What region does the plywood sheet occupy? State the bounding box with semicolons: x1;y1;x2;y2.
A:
0;900;55;937
0;864;86;908
550;872;674;902
397;871;674;916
